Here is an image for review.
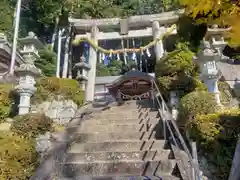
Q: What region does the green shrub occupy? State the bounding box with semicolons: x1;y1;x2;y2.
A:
32;77;85;106
0;132;39;179
190;109;240;146
0;84;14;122
11;113;53;138
177;91;218;129
157;75;207;98
190;109;240;179
155;42;206;98
155;45;195;77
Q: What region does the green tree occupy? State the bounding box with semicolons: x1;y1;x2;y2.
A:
0;0;14;35
107;60;122;76
20;0;71;39
177;16;207;51
71;0;123;18
155;42;205;97
96;63;110;76
155;42;195;77
71;0;177;18
34;46;57;77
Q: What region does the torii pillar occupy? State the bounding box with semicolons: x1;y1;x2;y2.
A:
152;21;164;61
85;26;98;102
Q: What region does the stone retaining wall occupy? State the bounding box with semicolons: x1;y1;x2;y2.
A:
31;99;78;125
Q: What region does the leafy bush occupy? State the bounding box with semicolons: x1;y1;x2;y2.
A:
32;77;85;106
96;63;111;76
190;109;240;145
0;84;14;122
177;91;218;129
11;113;53;138
155;42;205;97
190;109;240;179
96;60;123;76
158;75;207;97
0;132;39;180
155;43;195;77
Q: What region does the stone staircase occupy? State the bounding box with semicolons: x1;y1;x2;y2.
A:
62;100;182;180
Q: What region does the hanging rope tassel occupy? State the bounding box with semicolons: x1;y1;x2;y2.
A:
109;50;113;59
117;53;120;61
132;38;135;47
140;49;143;72
124;49;127;65
101;53;105;63
132;52;136;61
146;48;151;57
104;54;109;65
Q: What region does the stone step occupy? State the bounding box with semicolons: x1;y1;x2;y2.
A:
105;107;153;114
73;123;157;133
75;116;159;127
91;113;143;120
66;150;171;162
73;131;157;142
61;174;180;180
107;106;143;111
97;109;157;115
69;140;166;152
91;110;158;119
62;159;176;177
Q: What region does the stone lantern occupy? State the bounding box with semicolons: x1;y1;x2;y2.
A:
194;41;222;104
73;55;91;91
14;32;43;115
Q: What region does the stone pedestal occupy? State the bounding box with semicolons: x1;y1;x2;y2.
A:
85;26;98;102
169;91;179;120
204;78;221;104
15;64;41;115
18;89;35;114
62;36;71;78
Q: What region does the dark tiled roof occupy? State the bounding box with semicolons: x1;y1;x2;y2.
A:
95;76;120;85
95;72;155;85
217;60;240;88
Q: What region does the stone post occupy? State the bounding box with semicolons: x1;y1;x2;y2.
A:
62;36;70;78
73;55;91;92
194;41;222;104
85;26;98;102
169;91;179;120
15;32;42;115
152;21;164;61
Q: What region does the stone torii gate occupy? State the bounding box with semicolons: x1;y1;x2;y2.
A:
69;9;184;102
